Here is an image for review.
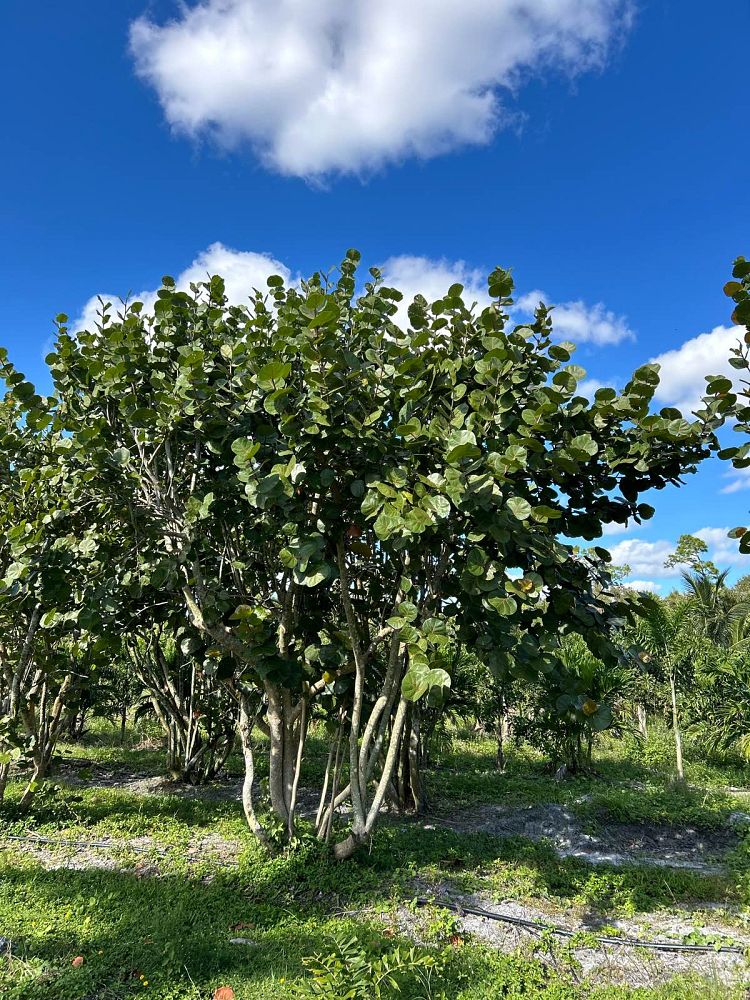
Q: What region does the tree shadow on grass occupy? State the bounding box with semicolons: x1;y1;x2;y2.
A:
0;820;742;1000
3;782;245;838
0;861;370;1000
359;823;740;916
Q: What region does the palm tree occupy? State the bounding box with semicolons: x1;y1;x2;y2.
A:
681;569;750;647
632;597;697;781
691;648;750;759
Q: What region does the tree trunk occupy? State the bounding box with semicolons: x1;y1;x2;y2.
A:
332;695;409;859
0;762;9;806
18;672;73;811
238;692;271;848
496;699;510;771
394;705;423;814
19;761;43;811
408;704;422;813
636;703;648;739
669;671;684;781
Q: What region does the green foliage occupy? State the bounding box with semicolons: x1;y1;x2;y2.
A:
664;534;719;578
690;644;750;759
0;251;721;849
294;935;441;999
715;257;750;552
512;634;635;771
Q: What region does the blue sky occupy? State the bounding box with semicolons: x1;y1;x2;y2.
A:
1;0;748;592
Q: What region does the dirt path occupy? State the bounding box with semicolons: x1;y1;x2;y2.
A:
435;802;738;873
31;762;744;873
3;831;748;991
394;883;750;989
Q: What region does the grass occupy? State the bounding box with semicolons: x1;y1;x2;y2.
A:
1;856;745;1000
1;719;750;998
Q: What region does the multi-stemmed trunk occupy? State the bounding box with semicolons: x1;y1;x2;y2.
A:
264;682;309;841
17;671;74;810
329;543;412;860
128;639;236;785
0;605;45;808
179;549;421;858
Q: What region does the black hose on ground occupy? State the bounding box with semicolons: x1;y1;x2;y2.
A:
1;834;745;955
415;897;746;955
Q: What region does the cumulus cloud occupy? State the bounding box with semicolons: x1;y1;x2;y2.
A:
73;242;290;332
650;324;743;415
694;526;748;569
129;0;634;177
379;258;633;346
378;255;490;329
516;291;634;346
601;517;639;537
577;378;606;398
606;538;675;578
606;528;750;585
73;246;637;360
621;579;661;593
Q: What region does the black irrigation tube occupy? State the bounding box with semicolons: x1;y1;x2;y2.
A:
2;834;746;955
415;898;747;955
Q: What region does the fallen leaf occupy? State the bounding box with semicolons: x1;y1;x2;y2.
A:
72;956;85;968
214;988;235;1000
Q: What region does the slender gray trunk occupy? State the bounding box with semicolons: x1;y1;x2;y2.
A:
670;671;684;781
0;762;9;806
636;703;648;739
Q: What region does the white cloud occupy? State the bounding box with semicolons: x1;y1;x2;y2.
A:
621;579;661;593
650;324;743;415
130;0;634;178
578;378;605;398
69;245;632;365
379;255;490;330
607;528;750;585
74;242;290;332
601;517;639;536
606;538;674;578
516;291;634;345
721;467;750;495
380;259;633;346
694;526;748;570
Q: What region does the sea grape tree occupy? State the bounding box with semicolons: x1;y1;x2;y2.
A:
38;252;723;856
718;257;750;553
0;367;94;808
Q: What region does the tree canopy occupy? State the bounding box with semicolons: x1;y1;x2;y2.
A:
0;252;729;851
